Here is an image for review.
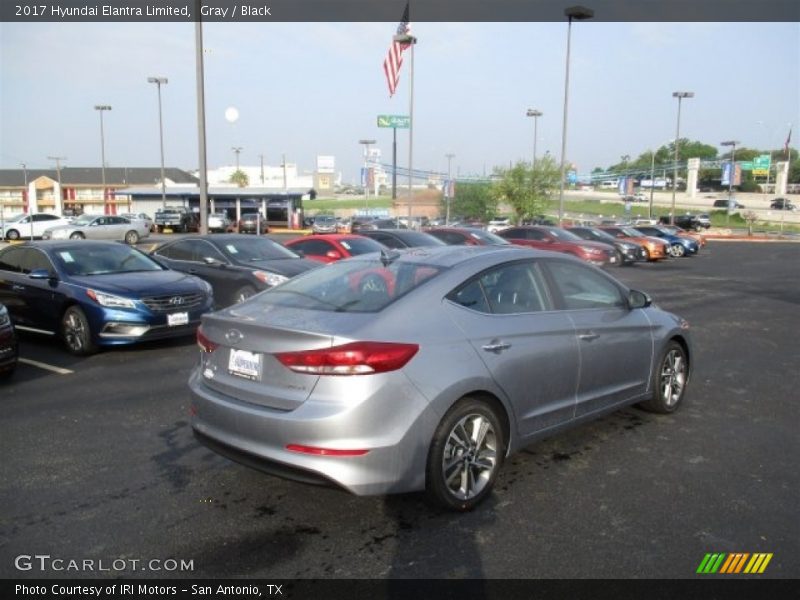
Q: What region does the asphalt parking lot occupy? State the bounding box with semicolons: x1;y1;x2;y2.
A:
1;241;798;580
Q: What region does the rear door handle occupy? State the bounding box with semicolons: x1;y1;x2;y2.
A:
578;332;600;341
482;341;511;353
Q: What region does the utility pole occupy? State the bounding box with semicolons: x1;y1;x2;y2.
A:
445;153;455;225
47;155;67;215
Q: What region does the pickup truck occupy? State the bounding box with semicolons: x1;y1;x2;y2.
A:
154;208;199;233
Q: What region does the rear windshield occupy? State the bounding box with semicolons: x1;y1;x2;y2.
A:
252;255;445;312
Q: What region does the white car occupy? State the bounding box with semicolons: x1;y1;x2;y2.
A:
487;218;511;233
207;213;232;233
43;214;151;245
119;212;154;232
1;213;73;240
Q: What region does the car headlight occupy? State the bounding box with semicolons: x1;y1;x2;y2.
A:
86;289;137;309
253;271;289;287
0;306;9;326
579;245;603;254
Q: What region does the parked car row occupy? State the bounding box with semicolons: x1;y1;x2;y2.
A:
3;233;693;516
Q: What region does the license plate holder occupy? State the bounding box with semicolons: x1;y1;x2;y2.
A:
228;349;262;381
167;312;189;327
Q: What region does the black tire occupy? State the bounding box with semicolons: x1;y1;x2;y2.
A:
124;230;139;245
61;306;97;356
69;232;85;240
233;285;256;304
6;229;20;241
425;397;505;511
670;243;685;258
638;340;688;414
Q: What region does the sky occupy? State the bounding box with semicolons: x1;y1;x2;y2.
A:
1;19;798;183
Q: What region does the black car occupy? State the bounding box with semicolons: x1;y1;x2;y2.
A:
770;198;796;211
237;213;269;234
356;229;447;249
351;217;404;232
566;226;648;266
0;303;18;379
151;234;320;307
658;214;709;231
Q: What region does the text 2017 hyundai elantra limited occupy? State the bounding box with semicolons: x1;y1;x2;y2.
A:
190;246;691;511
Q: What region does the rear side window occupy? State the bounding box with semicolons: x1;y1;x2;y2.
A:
448;261;550;315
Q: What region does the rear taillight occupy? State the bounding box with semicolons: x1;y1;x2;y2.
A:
196;327;218;353
275;341;419;375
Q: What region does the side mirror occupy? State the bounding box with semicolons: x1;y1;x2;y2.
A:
629;289;652;309
29;268;56;281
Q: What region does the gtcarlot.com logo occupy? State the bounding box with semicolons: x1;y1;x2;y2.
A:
696;553;773;574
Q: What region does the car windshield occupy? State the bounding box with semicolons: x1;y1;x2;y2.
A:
51;244;165;276
581;228;616;241
3;214;27;223
219;237;301;261
71;214;96;226
547;228;583;242
338;237;386;255
468;230;510;245
315;216;336;224
620;227;644;237
254;256;446;313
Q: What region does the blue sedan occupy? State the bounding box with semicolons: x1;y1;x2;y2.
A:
633;225;699;258
0;241;214;355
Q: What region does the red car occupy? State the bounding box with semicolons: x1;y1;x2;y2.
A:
497;225;619;266
284;234;387;264
426;227;511;246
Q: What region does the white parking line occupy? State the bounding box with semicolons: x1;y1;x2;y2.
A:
18;358;74;375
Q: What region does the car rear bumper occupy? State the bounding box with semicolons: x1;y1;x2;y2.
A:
188;367;437;496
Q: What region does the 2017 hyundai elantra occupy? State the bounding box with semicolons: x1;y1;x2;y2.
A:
0;241;213;355
190;246;691;511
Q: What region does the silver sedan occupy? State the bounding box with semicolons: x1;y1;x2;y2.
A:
44;214;151;245
190;246;691;511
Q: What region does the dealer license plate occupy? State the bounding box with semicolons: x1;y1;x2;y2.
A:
228;349;262;381
167;312;189;327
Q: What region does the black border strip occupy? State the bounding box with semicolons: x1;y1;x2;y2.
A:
2;0;799;23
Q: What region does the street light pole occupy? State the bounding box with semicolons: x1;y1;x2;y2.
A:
526;109;543;169
721;140;740;224
358;139;376;213
47;155;67;216
394;30;417;226
147;76;168;210
94;104;111;213
649;149;656;219
445;153;455;225
232;147;243;171
558;6;594;226
671;91;694;224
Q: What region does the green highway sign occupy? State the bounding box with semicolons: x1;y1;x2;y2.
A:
377;114;411;129
753;155;771;169
739;161;754;171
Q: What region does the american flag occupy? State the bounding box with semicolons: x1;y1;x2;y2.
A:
785;127;792;158
383;3;411;98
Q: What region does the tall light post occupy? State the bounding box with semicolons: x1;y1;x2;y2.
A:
232;147;243;171
358;139;376;212
47;155;66;216
94;105;112;213
670;91;694;224
558;6;594;225
445;153;455;225
147;76;168;210
526;109;543;169
721;140;740;220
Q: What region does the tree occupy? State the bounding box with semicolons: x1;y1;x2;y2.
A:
229;169;249;188
490;155;560;224
446;181;496;222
